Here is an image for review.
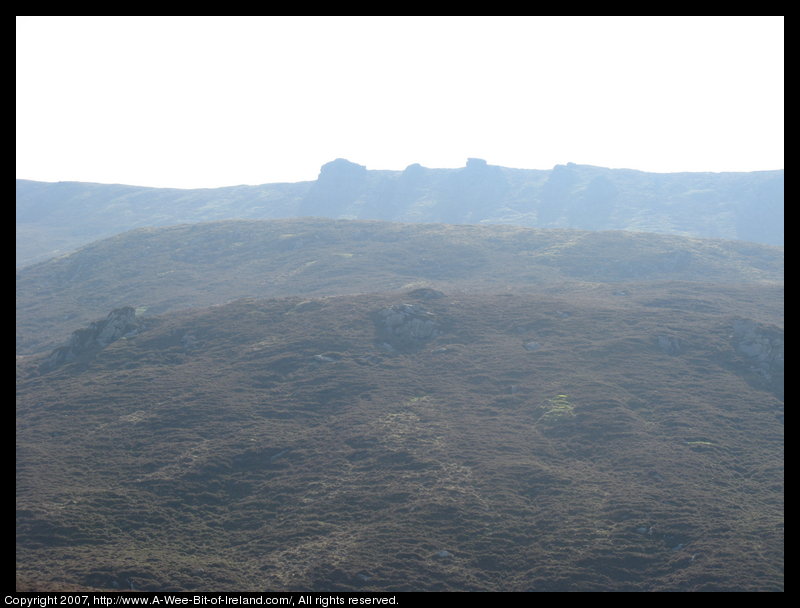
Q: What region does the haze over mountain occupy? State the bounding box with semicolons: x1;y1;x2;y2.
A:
16;12;785;592
15;160;783;592
16;159;784;267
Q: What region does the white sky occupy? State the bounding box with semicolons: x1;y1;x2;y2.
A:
16;16;784;189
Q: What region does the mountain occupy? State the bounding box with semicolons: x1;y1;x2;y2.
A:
16;218;784;357
16;283;783;592
15;166;784;592
16;159;783;266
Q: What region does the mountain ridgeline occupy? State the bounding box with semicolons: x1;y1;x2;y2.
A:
16;159;783;266
15;160;784;592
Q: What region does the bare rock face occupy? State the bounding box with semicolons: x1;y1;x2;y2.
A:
40;307;139;372
731;318;784;397
732;319;784;378
656;335;682;355
300;158;368;217
375;303;441;352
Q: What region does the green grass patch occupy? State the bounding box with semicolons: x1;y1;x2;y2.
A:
538;394;576;425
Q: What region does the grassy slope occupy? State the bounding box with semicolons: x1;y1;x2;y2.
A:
16;219;784;356
16;286;783;592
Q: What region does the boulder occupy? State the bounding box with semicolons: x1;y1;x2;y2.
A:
375;303;441;352
40;307;139;372
731;319;784;383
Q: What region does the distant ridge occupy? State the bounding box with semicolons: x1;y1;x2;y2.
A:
16;168;783;593
16;160;784;266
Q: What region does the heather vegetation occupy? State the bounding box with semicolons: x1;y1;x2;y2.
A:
15;219;783;357
17;278;782;591
16;177;783;592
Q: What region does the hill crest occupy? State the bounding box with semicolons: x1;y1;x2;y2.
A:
16;218;784;356
16;159;784;266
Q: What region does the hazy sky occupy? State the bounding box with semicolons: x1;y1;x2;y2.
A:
16;16;784;189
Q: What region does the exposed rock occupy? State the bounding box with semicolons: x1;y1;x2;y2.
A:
181;332;198;351
656;335;682;355
318;157;368;181
442;158;510;223
16;163;784;272
40;307;139;372
300;158;368;216
731;319;784;385
375;303;441;352
312;353;341;363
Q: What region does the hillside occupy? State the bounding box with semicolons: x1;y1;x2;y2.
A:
16;159;784;266
16;285;783;592
16;219;784;356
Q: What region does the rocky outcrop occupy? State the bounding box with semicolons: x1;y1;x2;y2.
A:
40;307;139;372
17;162;784;270
731;319;784;383
656;335;682;355
375;303;441;352
300;158;368;217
